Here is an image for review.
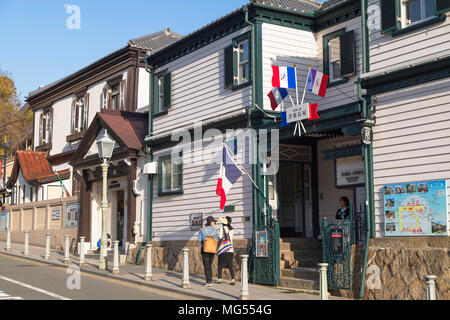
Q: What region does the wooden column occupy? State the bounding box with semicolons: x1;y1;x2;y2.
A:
127;158;137;244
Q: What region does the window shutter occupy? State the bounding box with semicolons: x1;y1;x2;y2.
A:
163;72;171;110
120;79;126;110
381;0;398;33
102;88;108;109
224;46;234;88
436;0;450;14
340;31;356;77
71;99;76;133
84;93;89;130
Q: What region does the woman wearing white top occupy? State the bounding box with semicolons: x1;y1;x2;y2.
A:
216;216;235;285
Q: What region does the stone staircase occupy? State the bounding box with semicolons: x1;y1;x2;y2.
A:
278;238;323;293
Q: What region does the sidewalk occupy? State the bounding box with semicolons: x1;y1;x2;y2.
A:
0;242;347;300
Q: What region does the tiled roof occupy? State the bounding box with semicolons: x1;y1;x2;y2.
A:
128;28;183;53
6;150;70;188
28;29;182;99
318;0;351;12
251;0;321;12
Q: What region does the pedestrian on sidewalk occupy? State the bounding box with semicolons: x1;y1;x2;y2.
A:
216;216;235;285
336;196;350;220
198;216;218;287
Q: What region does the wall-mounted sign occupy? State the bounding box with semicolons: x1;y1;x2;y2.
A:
51;207;61;221
0;211;9;232
109;180;121;190
383;180;448;236
65;203;79;228
361;127;373;145
255;230;268;257
190;213;203;231
330;229;344;253
336;155;365;187
285;103;310;123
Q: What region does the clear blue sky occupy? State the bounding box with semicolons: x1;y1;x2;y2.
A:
0;0;252;103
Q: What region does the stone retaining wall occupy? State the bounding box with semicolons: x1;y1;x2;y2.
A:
127;240;250;280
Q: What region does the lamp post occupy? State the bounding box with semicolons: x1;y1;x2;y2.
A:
96;129;115;270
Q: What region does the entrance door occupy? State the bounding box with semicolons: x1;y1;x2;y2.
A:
116;190;125;247
279;163;303;237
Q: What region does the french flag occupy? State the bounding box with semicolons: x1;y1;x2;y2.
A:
216;146;243;210
272;66;297;89
306;68;329;98
267;87;288;111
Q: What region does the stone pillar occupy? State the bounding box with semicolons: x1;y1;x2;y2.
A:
24;231;29;256
5;228;11;252
424;275;437;300
44;233;51;260
145;243;152;280
112;240;120;274
64;234;70;263
79;236;85;266
318;263;329;300
240;255;249;300
181;248;190;288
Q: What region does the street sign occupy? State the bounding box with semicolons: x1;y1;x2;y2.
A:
285;103;310;124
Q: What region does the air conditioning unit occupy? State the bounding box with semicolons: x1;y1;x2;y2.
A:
143;162;158;175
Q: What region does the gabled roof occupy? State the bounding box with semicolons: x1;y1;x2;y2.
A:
71;110;148;166
6;150;70;188
27;28;182;99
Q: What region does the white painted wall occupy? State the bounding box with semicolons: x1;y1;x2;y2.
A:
372;77;450;236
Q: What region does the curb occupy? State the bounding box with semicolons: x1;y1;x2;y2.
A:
0;250;216;300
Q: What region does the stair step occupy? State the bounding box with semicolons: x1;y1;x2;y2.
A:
280;250;322;261
278;276;320;291
281;267;319;279
280;242;322;251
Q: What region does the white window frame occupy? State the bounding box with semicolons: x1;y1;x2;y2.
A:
40;109;52;145
111;84;120;110
73;96;85;133
401;0;435;27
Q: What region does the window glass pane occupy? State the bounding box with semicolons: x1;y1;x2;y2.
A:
424;0;435;17
239;41;249;62
407;0;421;23
239;63;249;83
162;159;171;192
158;76;164;112
172;163;182;190
329;37;341;80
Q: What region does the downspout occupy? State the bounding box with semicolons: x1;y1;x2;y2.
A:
358;0;371;300
145;60;154;243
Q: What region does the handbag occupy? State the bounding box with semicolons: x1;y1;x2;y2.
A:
202;227;218;253
216;227;233;256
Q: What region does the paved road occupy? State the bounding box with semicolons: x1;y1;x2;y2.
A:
0;254;197;300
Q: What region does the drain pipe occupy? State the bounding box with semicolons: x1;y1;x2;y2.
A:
145;59;154;243
358;0;371;300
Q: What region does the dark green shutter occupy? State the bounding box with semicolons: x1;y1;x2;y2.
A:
436;0;450;13
381;0;398;33
163;72;171;109
224;46;233;88
340;31;356;77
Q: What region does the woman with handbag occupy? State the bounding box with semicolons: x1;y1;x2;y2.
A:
197;216;219;287
216;216;235;285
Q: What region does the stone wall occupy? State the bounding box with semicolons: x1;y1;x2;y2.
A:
127;239;250;281
332;237;449;300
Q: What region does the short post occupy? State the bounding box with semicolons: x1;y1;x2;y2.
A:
424;275;437;300
145;243;152;280
318;263;329;300
5;228;11;251
112;240;120;274
240;255;249;300
79;236;85;266
181;248;190;288
64;235;70;263
44;233;51;260
24;231;29;256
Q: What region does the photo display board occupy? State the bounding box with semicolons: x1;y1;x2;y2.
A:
383;180;448;236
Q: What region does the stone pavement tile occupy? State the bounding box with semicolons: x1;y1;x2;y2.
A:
0;242;347;300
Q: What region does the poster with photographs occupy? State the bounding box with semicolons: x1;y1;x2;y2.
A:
65;204;79;228
383;180;448;236
0;211;9;232
255;230;268;257
190;213;203;231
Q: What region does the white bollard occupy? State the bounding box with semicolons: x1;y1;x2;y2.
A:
424;275;437;300
79;236;85;266
318;263;329;300
181;248;190;288
5;228;11;252
240;255;250;300
145;243;152;280
24;231;29;256
44;233;51;260
64;235;70;263
112;240;120;274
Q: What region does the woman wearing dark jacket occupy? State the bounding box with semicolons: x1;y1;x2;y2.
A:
336;196;351;220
